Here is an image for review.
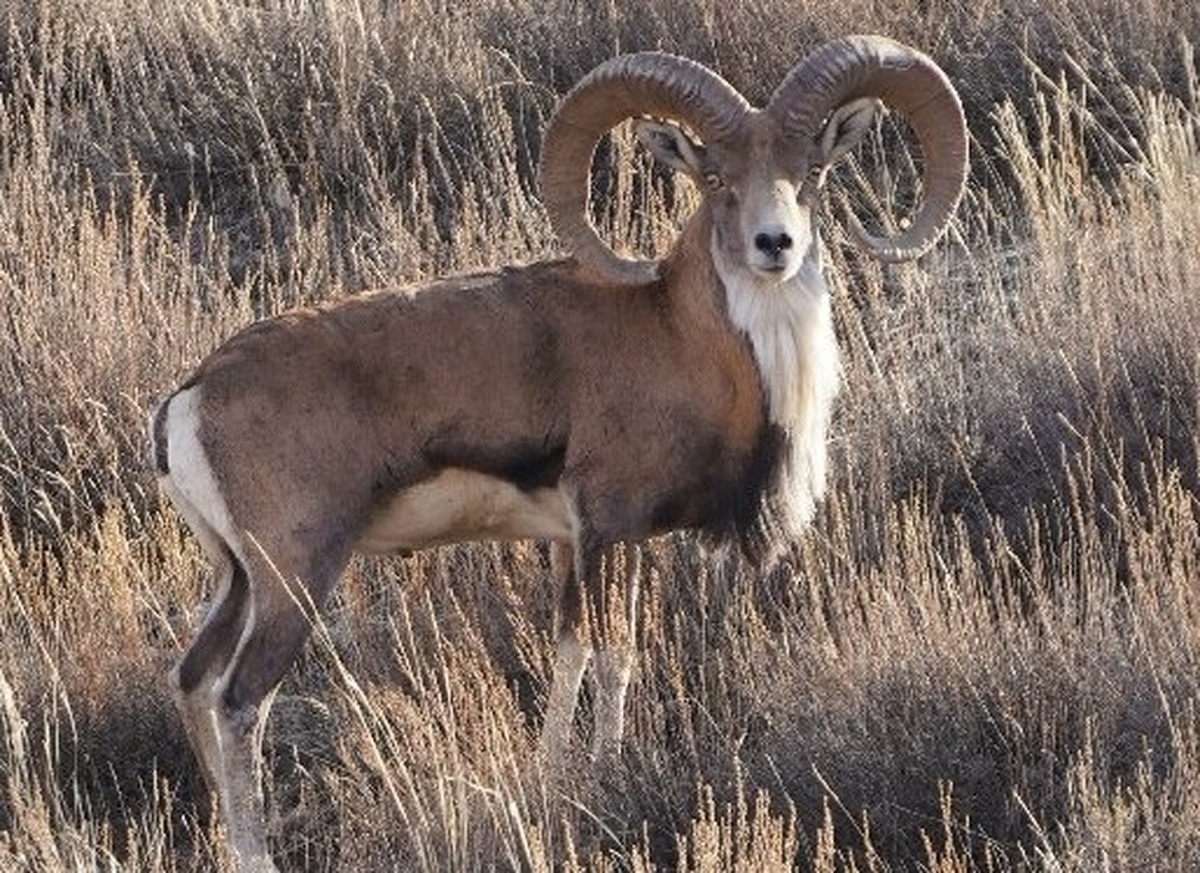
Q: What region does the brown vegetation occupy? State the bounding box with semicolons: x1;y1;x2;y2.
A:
2;0;1200;869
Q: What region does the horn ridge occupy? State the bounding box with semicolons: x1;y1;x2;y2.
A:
539;52;751;284
769;35;969;262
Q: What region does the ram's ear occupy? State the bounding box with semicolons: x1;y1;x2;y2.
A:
635;119;708;182
819;97;883;168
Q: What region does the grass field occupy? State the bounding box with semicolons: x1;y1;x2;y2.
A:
2;0;1200;869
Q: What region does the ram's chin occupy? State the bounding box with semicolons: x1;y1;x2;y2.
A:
750;268;794;285
747;258;802;285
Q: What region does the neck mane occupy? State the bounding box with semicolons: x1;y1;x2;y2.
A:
715;244;841;545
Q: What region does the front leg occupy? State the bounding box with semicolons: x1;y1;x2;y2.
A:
587;542;641;761
539;541;592;764
538;534;641;765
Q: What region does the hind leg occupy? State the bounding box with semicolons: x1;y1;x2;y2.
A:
161;476;251;798
172;550;250;791
157;387;353;869
163;485;348;868
163;484;279;869
205;539;348;871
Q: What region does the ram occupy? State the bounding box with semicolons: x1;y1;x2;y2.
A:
150;35;967;870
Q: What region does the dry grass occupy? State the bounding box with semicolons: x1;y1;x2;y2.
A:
2;0;1200;869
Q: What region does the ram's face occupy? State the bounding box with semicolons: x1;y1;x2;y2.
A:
636;102;880;285
702;118;818;283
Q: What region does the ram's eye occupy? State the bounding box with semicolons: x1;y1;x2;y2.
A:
798;166;825;200
703;172;724;191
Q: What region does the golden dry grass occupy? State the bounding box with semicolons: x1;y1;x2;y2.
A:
2;0;1200;869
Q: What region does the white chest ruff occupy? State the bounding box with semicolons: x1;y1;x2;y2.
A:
717;247;840;534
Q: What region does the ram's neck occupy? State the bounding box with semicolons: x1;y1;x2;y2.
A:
656;208;727;319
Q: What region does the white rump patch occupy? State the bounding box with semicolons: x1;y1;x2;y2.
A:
158;386;242;562
716;242;841;535
358;468;573;553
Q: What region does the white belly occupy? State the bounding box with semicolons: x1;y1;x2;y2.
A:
357;467;573;553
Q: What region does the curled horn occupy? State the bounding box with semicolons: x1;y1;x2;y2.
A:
769;35;968;262
539;53;751;284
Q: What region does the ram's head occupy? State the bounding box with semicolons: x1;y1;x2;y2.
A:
540;35;968;285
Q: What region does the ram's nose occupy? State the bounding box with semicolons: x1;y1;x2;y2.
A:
754;231;793;258
750;229;797;277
